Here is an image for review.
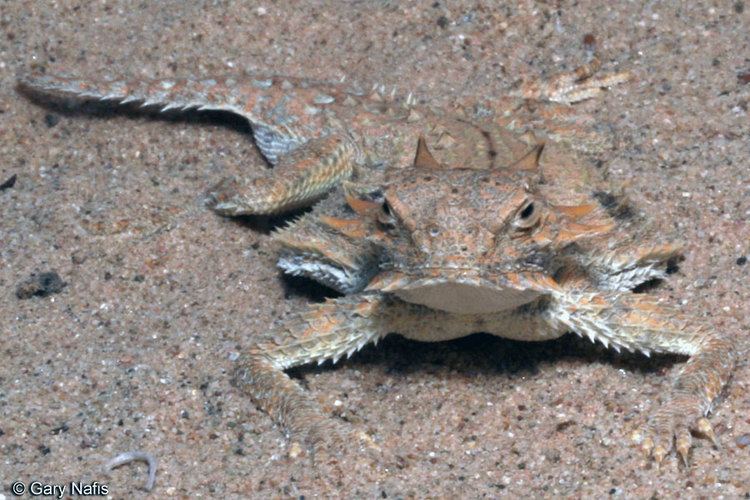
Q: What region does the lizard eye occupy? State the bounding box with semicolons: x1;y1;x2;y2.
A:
514;200;541;230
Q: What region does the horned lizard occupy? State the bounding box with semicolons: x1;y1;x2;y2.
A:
18;56;736;467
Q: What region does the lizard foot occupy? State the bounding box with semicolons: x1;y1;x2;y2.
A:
514;56;631;104
206;175;280;216
303;421;382;465
206;175;292;216
205;176;241;212
631;394;719;467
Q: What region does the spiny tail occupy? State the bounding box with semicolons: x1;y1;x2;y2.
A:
17;73;236;114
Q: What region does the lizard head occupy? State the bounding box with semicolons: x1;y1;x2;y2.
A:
351;138;619;314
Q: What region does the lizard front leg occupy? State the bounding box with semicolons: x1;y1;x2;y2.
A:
547;290;737;465
236;293;568;456
234;293;392;455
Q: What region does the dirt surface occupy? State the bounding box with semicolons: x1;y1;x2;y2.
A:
1;1;749;498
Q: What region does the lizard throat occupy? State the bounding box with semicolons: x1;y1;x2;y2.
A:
392;279;542;314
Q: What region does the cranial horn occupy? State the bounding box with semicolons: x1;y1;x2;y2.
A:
509;143;544;171
414;135;441;169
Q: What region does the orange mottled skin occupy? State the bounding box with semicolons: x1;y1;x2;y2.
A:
18;57;735;467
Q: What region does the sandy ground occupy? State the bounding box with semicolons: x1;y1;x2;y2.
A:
1;1;749;498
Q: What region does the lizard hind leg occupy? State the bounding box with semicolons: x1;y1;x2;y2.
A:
471;54;632;154
209;133;359;216
634;329;736;466
17;73;358;216
513;56;632;105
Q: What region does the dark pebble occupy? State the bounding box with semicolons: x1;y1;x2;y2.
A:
737;256;747;266
583;33;596;50
71;251;87;265
44;113;60;127
50;423;69;435
0;174;16;190
16;271;67;299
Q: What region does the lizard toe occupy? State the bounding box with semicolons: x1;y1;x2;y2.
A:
206;176;241;212
636;394;722;466
304;420;382;466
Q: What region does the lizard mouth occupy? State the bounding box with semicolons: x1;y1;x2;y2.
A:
367;271;549;314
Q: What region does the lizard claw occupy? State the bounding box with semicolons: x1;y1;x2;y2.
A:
206;176;242;214
353;429;382;453
634;394;722;466
675;428;692;467
696;417;720;448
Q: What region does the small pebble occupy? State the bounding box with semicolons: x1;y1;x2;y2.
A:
736;433;750;449
288;441;303;459
583;33;597;51
44;113;60;127
71;250;87;265
0;174;16;190
736;256;747;266
16;271;66;299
